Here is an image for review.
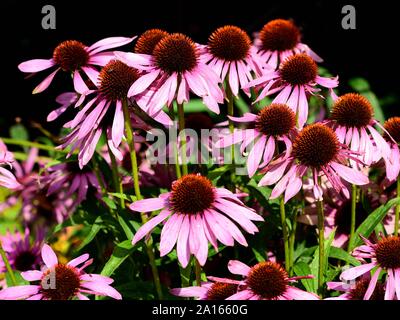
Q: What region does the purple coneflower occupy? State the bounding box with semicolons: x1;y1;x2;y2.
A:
0;244;121;300
328;93;393;170
202;25;264;97
208;260;319;300
42;161;101;207
216;103;297;177
0;228;43;272
340;235;400;300
244;53;338;128
258;123;369;202
58;59;153;168
130;174;264;267
254;19;322;69
18;36;135;94
116;33;224;115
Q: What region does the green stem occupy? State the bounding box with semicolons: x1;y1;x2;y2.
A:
173;140;182;179
280;197;290;272
348;184;357;252
0;243;17;286
194;258;202;286
317;199;325;293
226;82;236;190
0;137;69;153
122;99;163;299
177;102;188;176
395;176;400;236
289;209;298;276
108;143;125;209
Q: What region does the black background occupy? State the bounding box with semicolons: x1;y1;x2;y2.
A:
2;0;399;136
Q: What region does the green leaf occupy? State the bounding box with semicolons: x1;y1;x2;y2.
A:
77;216;104;251
101;240;138;277
293;261;315;293
329;247;361;266
252;247;266;262
207;165;232;183
349;197;400;250
310;229;336;291
348;77;385;123
102;196;117;210
117;210;141;240
6;271;29;287
349;77;370;91
109;192;136;202
234;95;250;115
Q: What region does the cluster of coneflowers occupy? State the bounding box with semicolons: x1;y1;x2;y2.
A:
0;19;399;300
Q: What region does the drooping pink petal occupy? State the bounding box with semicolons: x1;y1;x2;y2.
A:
384;268;395;300
131;210;170;245
364;267;381;300
112;100;124;147
160;213;183;257
176;215;191;268
73;70;89;94
247;135;266;177
330;162;369;185
32;68;60;94
128;70;160;97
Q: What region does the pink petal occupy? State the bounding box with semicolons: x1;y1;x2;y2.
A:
18;59;55;72
228;260;250;276
160;213;183;256
330;162;369;185
32;68;60;94
247;135;266;177
340;263;376;281
128;70;160;97
131;209;170;245
284;287;320;300
170;286;207;299
41;244;58;268
67;253;90;267
112;100;124;147
176;215;191;268
0;285;39;300
80;281;122;300
21;270;43;282
129;196;166;212
73;70;89;94
225;289;253;300
364;267;381;300
88;36;136;55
